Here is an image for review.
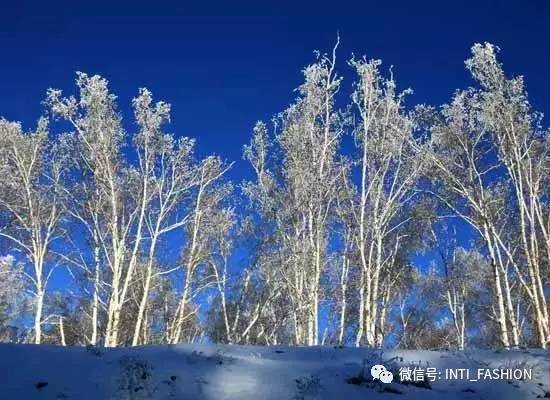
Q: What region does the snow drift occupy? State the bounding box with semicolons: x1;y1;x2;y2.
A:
0;344;548;399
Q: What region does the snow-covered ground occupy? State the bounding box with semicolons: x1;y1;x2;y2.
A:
0;344;548;399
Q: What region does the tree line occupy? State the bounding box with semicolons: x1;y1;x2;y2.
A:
0;42;548;349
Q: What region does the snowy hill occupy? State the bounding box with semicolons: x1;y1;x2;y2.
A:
0;344;549;399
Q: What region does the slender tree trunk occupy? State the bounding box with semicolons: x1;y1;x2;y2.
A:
132;233;159;346
337;249;349;345
459;301;465;351
355;272;365;347
33;253;45;345
170;176;204;344
105;249;123;347
91;238;100;346
34;289;44;345
59;316;66;346
132;266;153;346
484;224;510;348
170;270;193;344
501;261;520;348
312;233;321;346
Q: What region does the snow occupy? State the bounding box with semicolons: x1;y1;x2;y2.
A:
0;344;548;399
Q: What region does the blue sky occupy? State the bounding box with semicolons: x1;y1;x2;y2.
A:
2;0;550;178
1;1;550;325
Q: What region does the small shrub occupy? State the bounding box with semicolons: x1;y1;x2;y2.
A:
115;356;155;400
294;375;322;400
86;344;102;357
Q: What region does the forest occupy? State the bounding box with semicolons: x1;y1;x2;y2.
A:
0;42;548;351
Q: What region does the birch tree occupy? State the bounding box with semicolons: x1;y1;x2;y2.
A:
425;88;522;348
47;73;147;347
276;47;345;346
167;156;232;344
242;44;346;345
466;43;550;348
432;228;488;350
0;118;65;344
129;89;199;346
334;182;355;346
349;57;426;347
0;255;25;341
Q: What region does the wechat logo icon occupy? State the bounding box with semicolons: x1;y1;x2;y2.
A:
371;364;394;384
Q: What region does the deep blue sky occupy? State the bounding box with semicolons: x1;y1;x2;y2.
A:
2;1;550;293
2;0;550;181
